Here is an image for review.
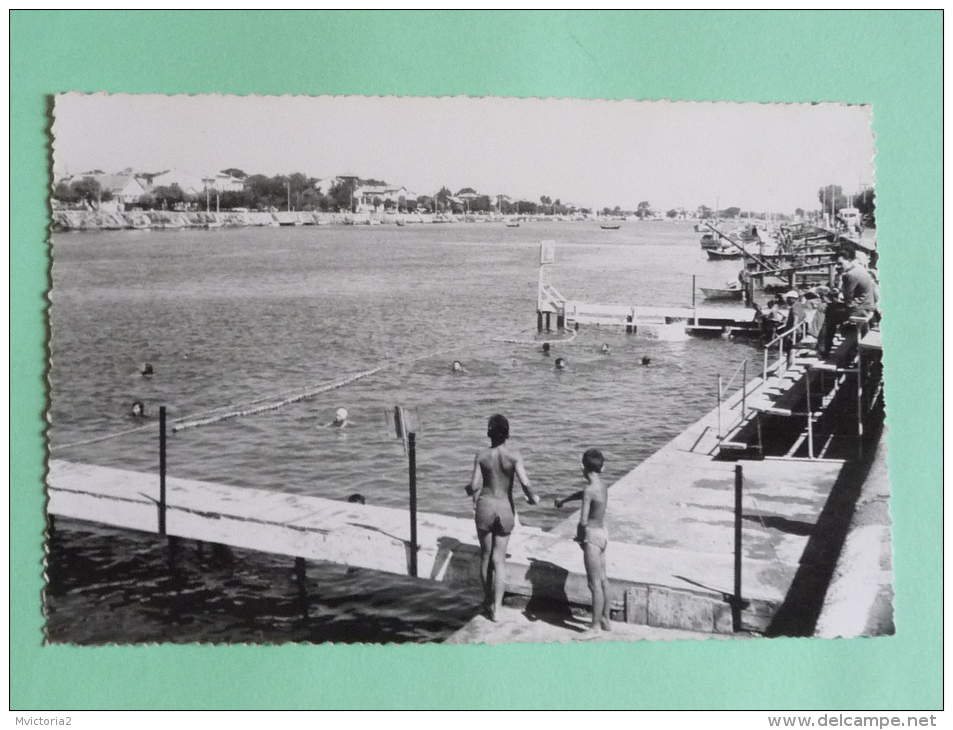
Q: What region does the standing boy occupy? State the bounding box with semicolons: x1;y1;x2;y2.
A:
555;448;611;632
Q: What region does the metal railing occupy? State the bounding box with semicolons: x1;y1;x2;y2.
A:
716;358;750;440
761;319;809;381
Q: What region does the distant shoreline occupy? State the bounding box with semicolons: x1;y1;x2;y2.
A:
50;208;706;232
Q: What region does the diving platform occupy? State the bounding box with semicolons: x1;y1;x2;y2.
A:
560;300;759;334
534;240;760;336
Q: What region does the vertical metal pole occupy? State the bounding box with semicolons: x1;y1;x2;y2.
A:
733;465;744;632
717;374;723;438
763;348;768;382
806;367;814;459
408;431;419;578
741;360;747;416
692;275;696;308
159;405;167;535
856;325;864;459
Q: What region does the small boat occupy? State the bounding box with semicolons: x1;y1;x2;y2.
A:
706;247;744;261
505;220;520;228
700;233;721;249
600;221;622;230
700;285;745;301
395;219;406;227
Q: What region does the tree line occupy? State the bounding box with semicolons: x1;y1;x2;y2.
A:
52;170;874;223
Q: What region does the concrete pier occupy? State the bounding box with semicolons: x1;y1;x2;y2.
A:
49;352;875;638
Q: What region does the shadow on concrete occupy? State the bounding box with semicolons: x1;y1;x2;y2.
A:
522;558;584;631
742;514;814;537
764;418;884;637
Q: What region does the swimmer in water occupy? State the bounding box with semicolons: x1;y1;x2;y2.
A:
347;494;366;505
130;401;146;418
451;360;468;374
325;408;349;428
601;343;611;355
554;357;567;370
140;362;154;377
541;342;551;356
641;356;652;367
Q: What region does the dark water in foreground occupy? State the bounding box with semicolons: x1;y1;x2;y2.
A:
46;221;757;643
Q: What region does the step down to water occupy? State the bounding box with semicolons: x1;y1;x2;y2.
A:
718;441;749;451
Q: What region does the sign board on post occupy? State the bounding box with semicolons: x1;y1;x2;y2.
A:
540;240;555;265
392;405;421;453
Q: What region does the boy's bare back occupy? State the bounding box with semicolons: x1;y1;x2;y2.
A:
583;474;608;529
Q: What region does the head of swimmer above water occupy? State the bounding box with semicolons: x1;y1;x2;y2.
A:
333;407;348;425
131;401;145;417
487;413;509;446
641;356;651;366
452;360;463;372
601;343;610;354
554;357;567;369
140;363;154;377
542;342;551;354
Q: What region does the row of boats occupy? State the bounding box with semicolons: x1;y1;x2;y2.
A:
697;221;876;303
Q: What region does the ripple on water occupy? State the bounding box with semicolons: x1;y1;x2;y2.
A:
47;223;759;642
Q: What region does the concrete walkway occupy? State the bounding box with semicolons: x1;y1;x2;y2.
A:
48;372;857;638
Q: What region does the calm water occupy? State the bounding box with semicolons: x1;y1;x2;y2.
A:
46;220;757;643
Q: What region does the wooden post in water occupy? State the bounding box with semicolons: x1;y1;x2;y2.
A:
537;311;543;333
158;405;167;536
732;464;744;632
545;312;551;332
408;431;419;578
692;275;696;308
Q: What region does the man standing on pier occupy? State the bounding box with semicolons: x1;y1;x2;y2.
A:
466;414;541;621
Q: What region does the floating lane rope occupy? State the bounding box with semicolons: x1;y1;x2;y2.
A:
52;325;542;446
170;364;388;433
170;331;534;433
50;423;156;453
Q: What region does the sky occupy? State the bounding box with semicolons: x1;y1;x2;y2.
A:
52;93;874;214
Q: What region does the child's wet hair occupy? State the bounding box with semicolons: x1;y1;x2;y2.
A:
487;413;509;441
582;448;604;473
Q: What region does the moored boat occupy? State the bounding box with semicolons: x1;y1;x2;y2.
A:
706;247;744;261
700;285;745;301
600;221;622;230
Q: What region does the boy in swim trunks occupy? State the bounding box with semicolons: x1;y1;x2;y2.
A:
555;448;610;632
466;414;540;621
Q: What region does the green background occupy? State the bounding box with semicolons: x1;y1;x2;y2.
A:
11;11;942;709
